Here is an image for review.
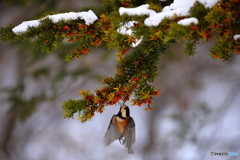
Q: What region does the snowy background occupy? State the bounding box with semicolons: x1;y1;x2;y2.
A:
0;0;240;160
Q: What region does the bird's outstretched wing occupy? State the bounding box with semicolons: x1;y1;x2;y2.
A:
121;117;136;154
104;115;121;146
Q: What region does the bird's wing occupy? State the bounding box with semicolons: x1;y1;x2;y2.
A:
104;115;121;146
122;117;136;154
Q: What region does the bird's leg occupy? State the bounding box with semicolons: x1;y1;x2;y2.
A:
119;136;124;144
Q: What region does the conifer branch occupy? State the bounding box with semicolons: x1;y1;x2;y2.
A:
1;0;240;122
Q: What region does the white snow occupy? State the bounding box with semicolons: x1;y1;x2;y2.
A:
233;35;240;41
119;4;155;16
177;17;198;26
12;20;40;33
117;0;219;46
117;21;142;47
45;10;98;25
117;21;138;35
12;0;221;35
131;38;143;47
198;0;220;8
119;0;220;26
12;10;98;34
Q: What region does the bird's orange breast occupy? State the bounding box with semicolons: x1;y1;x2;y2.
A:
114;116;129;134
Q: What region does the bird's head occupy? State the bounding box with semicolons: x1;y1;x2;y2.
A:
117;105;130;118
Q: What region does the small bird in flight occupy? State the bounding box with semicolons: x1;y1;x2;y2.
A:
104;105;136;154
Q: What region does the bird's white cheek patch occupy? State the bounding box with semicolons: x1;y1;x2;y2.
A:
120;108;127;118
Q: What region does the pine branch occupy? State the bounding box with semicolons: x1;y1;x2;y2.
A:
1;0;240;122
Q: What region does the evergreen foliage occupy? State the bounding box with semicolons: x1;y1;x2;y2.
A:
1;0;240;122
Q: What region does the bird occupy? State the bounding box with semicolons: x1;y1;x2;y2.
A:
104;105;136;154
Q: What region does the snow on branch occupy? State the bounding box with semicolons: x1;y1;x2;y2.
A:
117;21;138;35
119;0;220;26
233;35;240;41
12;20;40;33
177;17;198;26
117;21;142;47
12;10;98;34
119;4;155;16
